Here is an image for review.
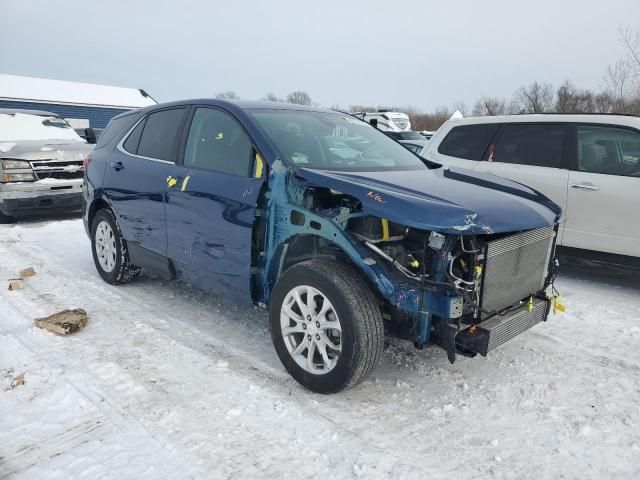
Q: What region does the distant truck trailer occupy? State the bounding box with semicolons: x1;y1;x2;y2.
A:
353;110;412;132
0;74;156;136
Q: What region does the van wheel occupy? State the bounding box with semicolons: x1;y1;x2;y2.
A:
91;208;140;284
269;259;384;393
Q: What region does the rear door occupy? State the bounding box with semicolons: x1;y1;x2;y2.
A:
165;106;265;303
104;107;186;255
473;123;570;243
563;124;640;256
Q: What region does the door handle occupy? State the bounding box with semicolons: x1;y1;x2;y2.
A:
110;161;124;171
570;183;599;191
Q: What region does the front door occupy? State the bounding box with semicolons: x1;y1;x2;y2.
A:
165;106;264;303
564;124;640;256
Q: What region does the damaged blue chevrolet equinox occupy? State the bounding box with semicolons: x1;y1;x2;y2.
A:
83;100;562;393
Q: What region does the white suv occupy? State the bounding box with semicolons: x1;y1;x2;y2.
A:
423;114;640;258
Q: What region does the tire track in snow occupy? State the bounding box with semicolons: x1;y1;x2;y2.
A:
0;226;427;478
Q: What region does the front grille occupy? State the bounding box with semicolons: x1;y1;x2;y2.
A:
457;298;548;356
34;171;83;180
480;226;555;317
30;159;84;181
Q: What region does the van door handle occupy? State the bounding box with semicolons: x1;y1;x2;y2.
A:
110;162;124;171
570;183;599;191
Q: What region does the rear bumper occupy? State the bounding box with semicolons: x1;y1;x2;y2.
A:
0;179;83;217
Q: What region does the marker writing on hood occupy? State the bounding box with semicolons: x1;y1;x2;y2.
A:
367;191;387;204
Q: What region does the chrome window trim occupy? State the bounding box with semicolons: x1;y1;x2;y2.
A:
116;114;176;165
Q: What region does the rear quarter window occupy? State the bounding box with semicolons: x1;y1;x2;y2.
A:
95;114;137;150
438;124;499;160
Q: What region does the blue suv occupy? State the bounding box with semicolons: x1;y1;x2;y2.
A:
83;100;561;393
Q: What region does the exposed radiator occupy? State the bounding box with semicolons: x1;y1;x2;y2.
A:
457;297;549;356
480;226;555;318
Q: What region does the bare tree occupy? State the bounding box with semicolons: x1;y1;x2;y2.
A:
605;58;632;107
471;96;507;116
555;80;596;113
510;81;554;114
348;105;377;113
452;100;469;117
262;92;283;102
285;91;312;105
214;91;240;100
620;26;640;71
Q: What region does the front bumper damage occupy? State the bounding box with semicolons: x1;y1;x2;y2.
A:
0;178;83;216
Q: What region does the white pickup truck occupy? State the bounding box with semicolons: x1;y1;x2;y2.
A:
0;109;93;222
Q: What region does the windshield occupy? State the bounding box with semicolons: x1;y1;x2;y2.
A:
251;110;428;172
0;112;85;143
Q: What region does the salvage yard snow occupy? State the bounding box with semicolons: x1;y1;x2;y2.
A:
1;219;639;480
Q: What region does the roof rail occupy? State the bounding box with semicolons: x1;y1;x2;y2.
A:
512;112;640;118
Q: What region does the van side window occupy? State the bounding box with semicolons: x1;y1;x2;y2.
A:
577;125;640;177
438;124;499;160
136;108;186;161
183;108;252;176
122;118;146;154
492;124;565;168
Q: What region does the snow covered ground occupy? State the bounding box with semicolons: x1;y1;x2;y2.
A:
1;217;639;480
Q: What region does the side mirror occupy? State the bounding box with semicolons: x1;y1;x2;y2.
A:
84;127;97;144
369;118;378;128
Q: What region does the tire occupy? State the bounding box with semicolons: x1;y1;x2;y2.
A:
269;259;384;394
0;210;14;224
91;208;140;284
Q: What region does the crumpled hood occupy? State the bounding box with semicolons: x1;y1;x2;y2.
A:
296;166;560;235
0;139;93;162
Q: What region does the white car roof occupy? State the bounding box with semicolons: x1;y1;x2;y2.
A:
442;113;640;129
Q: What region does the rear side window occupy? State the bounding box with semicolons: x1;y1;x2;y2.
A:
492;124;565;168
95;115;134;149
577;125;640;177
438;124;499;160
136;108;186;161
123;118;145;154
183;108;253;176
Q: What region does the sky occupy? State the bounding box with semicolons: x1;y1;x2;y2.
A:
1;0;639;112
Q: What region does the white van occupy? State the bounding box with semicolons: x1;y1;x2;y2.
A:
422;114;640;259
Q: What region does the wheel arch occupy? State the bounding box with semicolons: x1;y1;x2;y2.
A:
88;197;112;230
258;203;415;313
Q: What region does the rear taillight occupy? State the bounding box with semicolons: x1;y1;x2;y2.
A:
82;154;91;171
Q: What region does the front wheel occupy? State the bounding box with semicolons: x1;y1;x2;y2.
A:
91;208;140;284
269;259;384;393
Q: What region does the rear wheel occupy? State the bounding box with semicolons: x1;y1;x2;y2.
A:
269;259;384;393
91;208;140;284
0;210;14;224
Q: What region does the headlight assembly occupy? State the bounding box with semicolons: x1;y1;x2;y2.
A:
1;159;35;182
0;159;32;169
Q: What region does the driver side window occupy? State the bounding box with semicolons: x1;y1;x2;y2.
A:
184;108;253;176
577;125;640;177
